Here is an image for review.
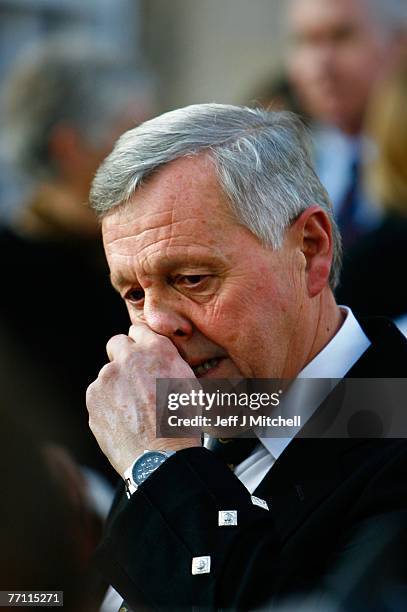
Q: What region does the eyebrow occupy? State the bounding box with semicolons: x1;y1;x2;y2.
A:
110;273;135;293
109;252;228;293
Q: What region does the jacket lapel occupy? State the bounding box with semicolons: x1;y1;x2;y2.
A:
252;317;407;543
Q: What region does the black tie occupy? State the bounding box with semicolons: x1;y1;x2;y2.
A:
337;158;363;250
206;435;258;469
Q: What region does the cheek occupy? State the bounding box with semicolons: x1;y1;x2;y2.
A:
202;299;240;342
188;295;246;352
215;294;269;347
341;42;380;80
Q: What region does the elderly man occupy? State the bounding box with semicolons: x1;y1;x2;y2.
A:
87;104;407;610
286;0;407;248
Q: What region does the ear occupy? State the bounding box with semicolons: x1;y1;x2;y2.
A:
291;205;333;298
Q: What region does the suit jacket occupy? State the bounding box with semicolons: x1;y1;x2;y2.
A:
96;318;407;611
336;213;407;319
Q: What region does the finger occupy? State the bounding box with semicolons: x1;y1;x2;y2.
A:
128;322;148;342
128;322;174;350
106;333;135;362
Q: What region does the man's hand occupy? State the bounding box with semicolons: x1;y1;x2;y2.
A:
86;323;200;476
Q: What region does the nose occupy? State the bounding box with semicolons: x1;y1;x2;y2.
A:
141;292;193;342
313;42;337;73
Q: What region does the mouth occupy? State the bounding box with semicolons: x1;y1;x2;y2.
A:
191;357;224;378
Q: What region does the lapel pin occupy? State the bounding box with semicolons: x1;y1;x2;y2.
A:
251;495;269;511
192;555;211;575
218;510;238;526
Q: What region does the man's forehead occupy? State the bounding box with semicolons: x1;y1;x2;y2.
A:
102;155;236;237
140;153;222;201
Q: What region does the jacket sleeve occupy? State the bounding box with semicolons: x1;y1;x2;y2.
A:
95;447;279;611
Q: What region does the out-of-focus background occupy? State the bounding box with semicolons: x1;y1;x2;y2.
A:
0;1;406;609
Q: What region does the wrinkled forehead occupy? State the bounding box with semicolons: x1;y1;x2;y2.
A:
102;155;237;234
100;155;250;272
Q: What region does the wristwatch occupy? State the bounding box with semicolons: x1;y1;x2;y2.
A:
123;450;176;498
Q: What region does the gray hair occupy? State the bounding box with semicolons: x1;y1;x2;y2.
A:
90;103;342;289
5;35;153;180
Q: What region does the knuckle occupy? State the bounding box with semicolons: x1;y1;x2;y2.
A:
85;382;96;406
99;361;119;382
127;324;146;343
150;333;174;352
146;333;163;349
106;333;130;354
86;380;102;414
129;324;174;352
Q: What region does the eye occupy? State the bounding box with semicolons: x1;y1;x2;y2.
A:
172;274;216;300
125;287;145;304
179;275;206;286
174;275;211;289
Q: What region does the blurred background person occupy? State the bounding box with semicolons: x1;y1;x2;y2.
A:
247;71;306;116
0;35;154;482
0;409;106;611
286;0;407;251
0;0;143;226
336;58;407;330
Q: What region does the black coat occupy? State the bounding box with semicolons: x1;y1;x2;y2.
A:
336;213;407;319
96;318;407;610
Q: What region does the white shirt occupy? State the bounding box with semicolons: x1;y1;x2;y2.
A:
234;307;371;493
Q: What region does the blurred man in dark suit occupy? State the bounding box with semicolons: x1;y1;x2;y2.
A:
286;0;407;249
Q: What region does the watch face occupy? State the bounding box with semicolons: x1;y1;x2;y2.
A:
131;451;167;486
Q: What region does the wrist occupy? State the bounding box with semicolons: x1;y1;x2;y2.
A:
148;437;201;453
123;449;176;498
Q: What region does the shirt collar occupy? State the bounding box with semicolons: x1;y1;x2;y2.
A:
299;306;370;379
260;307;371;460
